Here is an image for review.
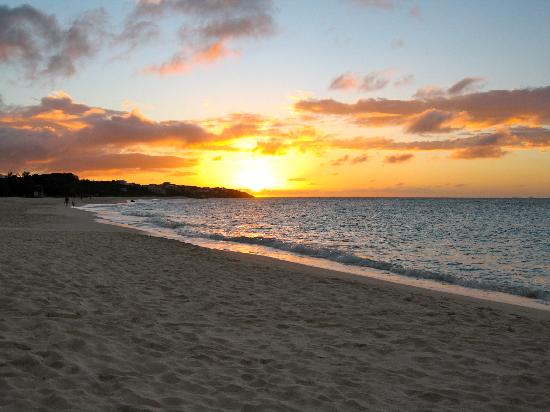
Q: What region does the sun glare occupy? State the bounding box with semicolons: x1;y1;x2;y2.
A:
236;159;280;192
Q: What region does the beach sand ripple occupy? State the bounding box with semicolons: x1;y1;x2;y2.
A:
1;198;549;411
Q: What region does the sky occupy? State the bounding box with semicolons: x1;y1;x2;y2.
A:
1;0;549;197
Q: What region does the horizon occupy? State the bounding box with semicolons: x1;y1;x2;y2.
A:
1;1;550;197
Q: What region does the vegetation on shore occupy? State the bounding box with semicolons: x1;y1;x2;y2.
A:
0;172;253;199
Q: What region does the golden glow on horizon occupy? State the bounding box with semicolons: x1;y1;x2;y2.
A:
235;158;281;192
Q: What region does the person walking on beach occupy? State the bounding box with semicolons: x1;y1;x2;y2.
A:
64;197;69;207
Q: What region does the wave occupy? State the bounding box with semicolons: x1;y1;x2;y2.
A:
186;232;550;302
84;203;550;302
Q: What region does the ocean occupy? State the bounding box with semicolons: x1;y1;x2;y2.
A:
81;198;550;302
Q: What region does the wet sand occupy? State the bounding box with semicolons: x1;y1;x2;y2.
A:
1;198;549;411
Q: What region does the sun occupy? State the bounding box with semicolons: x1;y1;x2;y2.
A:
236;158;280;192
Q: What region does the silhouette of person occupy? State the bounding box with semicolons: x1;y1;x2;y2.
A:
71;200;75;208
64;197;69;207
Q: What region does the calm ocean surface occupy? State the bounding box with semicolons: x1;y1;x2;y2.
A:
81;198;550;302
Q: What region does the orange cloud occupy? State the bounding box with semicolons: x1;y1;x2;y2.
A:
138;0;275;76
331;153;369;166
3;91;550;176
384;153;414;163
295;86;550;129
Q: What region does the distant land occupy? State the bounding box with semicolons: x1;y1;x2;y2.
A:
0;173;253;199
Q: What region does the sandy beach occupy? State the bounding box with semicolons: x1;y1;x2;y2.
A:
1;198;549;411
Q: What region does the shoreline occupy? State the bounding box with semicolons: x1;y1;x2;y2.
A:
2;197;550;410
80;197;550;317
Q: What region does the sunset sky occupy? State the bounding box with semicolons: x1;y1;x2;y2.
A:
1;0;549;196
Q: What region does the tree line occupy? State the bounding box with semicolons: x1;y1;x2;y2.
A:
0;172;253;199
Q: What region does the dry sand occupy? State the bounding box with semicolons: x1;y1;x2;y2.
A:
1;198;549;411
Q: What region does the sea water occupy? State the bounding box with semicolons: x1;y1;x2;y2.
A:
81;198;550;302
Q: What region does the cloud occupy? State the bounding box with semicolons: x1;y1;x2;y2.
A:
144;39;238;75
329;73;359;90
330;127;550;159
390;38;405;49
331;153;369;166
384;153;414;163
0;126;57;171
360;70;393;92
0;1;275;79
447;77;486;95
329;69;407;93
350;153;369;164
0;93;330;173
295;86;550;129
254;139;288;155
44;153;197;173
0;93;231;173
3;89;550;176
394;74;414;87
415;77;486;99
331;155;349;166
136;0;276;75
0;4;108;78
413;85;446;99
405;109;454;133
450;146;504;159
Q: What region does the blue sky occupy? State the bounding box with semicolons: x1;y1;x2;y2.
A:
2;0;549;120
1;0;549;195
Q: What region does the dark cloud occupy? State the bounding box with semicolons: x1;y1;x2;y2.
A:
384;153;414;163
19;93;120;118
414;77;486;99
447;77;486;95
77;113;213;149
45;9;108;77
0;126;57;171
0;5;108;78
116;19;159;52
405;109;454;133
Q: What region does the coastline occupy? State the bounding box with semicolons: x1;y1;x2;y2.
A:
2;197;550;410
81;197;550;315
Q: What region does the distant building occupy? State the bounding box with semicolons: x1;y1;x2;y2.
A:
162;182;177;189
147;184;167;195
32;185;44;198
